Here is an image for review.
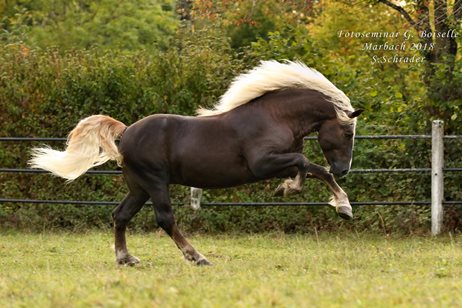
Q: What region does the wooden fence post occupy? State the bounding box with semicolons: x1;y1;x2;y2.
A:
431;120;444;235
190;187;202;210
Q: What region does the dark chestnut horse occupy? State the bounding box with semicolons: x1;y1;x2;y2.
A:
30;60;362;266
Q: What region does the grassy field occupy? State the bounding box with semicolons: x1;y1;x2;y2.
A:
0;230;461;307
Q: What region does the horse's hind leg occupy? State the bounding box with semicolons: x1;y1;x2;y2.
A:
112;190;149;266
149;185;211;266
274;172;306;197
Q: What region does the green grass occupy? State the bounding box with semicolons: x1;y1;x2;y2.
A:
1;231;462;307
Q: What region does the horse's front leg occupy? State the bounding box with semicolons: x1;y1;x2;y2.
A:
305;163;353;220
247;152;309;197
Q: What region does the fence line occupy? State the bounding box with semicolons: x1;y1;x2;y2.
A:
2;167;462;174
1;198;461;207
1;120;461;234
1;135;460;142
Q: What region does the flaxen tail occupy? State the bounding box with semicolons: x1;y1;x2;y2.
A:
29;115;126;181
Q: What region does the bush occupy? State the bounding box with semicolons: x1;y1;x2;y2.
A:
0;18;461;234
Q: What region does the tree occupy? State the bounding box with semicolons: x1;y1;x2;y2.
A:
374;0;462;131
0;0;179;50
189;0;317;50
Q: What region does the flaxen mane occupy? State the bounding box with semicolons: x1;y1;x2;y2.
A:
196;60;353;122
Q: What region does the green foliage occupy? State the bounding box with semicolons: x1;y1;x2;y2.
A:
0;0;461;233
424;57;462;133
0;29;245;232
191;0;317;50
0;0;178;50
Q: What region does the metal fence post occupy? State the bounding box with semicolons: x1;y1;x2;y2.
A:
431;120;444;235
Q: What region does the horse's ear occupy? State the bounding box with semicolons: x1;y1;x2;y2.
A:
348;109;364;118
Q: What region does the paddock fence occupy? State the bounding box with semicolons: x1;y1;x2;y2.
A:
0;120;461;235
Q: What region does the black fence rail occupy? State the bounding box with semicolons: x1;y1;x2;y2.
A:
1;120;461;234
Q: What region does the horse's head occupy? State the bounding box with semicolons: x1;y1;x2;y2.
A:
318;109;363;178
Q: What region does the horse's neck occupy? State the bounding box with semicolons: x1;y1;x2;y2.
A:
267;89;336;138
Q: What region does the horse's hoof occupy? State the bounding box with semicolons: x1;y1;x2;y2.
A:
196;258;212;266
117;255;140;266
337;206;353;220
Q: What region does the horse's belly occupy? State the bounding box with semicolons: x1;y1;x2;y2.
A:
171;155;256;189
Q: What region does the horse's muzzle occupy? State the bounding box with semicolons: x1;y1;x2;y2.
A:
329;167;349;178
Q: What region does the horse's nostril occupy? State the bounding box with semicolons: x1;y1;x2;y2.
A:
341;169;349;176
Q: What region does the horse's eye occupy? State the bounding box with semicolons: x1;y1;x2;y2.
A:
345;132;354;139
